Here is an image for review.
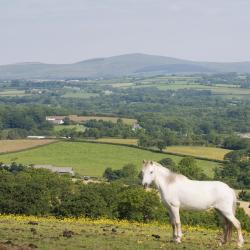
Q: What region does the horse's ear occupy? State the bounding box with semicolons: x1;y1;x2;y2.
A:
142;160;146;164
150;160;153;164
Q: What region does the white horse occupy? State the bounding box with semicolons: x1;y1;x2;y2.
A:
141;160;244;248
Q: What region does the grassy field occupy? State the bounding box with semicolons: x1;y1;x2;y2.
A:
166;146;231;161
0;139;56;154
111;82;134;88
132;82;250;97
63;91;99;99
0;215;249;250
0;141;220;177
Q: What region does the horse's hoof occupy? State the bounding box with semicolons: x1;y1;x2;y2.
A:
175;238;181;244
219;240;226;246
237;241;244;248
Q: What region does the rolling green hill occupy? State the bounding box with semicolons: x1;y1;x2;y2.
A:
1;53;250;79
0;141;220;177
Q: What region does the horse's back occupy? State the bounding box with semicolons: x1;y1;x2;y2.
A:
173;179;235;210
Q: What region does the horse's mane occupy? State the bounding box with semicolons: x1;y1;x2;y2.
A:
154;161;188;181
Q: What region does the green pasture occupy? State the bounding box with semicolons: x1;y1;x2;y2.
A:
62;91;98;99
0;141;220;177
131;82;250;97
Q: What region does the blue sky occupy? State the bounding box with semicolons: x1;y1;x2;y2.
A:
1;0;250;64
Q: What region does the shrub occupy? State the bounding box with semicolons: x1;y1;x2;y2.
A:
160;157;208;180
103;164;138;184
117;187;167;222
56;184;108;218
0;167;73;215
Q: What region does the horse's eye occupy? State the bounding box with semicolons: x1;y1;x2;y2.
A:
150;171;153;174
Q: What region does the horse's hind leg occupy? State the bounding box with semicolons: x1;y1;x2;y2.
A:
220;210;244;248
216;209;229;245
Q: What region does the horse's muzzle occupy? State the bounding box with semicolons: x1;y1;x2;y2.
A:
143;183;148;189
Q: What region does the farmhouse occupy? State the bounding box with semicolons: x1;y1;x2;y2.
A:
238;133;250;139
33;165;75;175
27;136;46;139
132;123;142;131
46;116;64;125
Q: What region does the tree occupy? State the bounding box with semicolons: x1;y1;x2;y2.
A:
223;136;250;150
177;157;208;180
156;140;166;152
238;190;250;201
138;134;155;148
63;116;71;125
224;149;250;163
158;158;176;171
103;164;138;182
121;164;138;178
103;167;121;181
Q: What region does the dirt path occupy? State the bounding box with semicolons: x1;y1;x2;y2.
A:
238;200;250;216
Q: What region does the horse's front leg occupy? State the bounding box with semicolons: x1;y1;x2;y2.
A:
168;209;178;241
169;206;182;243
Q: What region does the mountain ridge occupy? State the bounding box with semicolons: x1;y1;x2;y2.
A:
0;53;250;79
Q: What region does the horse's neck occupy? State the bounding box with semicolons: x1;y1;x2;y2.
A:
154;165;170;189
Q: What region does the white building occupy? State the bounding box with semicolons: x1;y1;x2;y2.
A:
46;116;64;125
33;165;75;175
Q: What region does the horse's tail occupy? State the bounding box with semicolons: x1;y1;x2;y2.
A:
226;218;233;242
226;188;237;241
232;188;237;215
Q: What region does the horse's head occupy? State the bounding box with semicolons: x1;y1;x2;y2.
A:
141;160;156;189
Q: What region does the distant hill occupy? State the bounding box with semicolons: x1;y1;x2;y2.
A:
0;53;250;79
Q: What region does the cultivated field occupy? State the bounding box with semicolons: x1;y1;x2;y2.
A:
0;215;249;250
94;139;229;161
166;146;231;161
0;141;220;177
0;90;27;96
0;139;56;154
96;138;138;145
